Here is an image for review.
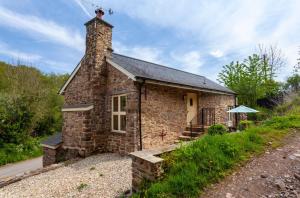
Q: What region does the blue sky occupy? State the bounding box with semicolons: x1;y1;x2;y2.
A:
0;0;299;81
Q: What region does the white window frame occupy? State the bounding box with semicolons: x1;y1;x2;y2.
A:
111;94;127;133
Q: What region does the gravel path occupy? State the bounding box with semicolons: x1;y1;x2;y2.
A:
201;131;300;198
0;153;132;198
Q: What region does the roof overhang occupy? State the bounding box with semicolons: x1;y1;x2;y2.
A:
62;104;94;112
142;78;235;96
106;59;136;81
59;57;84;95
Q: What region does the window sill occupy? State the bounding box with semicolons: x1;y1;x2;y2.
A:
111;131;126;134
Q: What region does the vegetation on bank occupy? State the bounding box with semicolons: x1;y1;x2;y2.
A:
0;61;68;165
133;95;300;198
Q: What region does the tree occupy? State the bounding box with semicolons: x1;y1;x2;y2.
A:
258;44;286;78
286;74;300;92
218;54;280;107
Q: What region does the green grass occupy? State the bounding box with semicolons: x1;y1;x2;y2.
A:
77;183;88;192
133;114;300;198
0;137;43;166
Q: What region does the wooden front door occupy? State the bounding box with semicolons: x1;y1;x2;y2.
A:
186;93;198;125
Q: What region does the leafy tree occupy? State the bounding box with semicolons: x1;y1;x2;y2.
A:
0;61;68;139
0;95;33;144
286;74;300;92
218;54;280;107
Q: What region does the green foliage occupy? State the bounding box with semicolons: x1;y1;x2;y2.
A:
0;138;42;165
0;96;33;144
238;120;254;131
77;183;88;192
247;106;273;121
263;115;300;129
218;54;280;107
0;61;68;165
285;74;300;92
207;124;227;135
133;114;300;198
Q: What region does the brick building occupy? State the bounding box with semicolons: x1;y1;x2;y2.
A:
42;9;236;166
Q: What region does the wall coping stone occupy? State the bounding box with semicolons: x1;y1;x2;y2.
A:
130;142;189;164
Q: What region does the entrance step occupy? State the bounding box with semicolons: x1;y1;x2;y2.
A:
179;135;197;141
185;125;209;132
182;131;203;137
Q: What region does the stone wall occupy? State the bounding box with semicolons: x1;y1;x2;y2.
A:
141;84;187;149
62;110;94;157
43;146;64;167
130;144;182;191
62;18;113;157
198;92;236;125
105;64;140;154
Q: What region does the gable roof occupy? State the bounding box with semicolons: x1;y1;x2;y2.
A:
110;53;235;94
59;53;235;95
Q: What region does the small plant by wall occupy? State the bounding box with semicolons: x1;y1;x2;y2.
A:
207;124;227;135
238;120;254;131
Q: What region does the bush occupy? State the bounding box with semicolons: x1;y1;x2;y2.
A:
0;138;42;165
207;124;227;135
0;96;33;144
238;120;254;131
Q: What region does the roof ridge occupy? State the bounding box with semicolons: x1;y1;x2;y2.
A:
112;52;206;79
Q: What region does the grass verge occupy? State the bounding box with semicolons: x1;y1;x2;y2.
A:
0;137;43;166
133;114;300;198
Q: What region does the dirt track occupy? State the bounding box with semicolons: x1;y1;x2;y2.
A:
201;131;300;198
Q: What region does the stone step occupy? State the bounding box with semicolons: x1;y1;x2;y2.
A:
185;125;207;132
182;131;203;137
179;135;196;141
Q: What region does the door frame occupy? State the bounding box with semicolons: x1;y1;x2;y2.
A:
186;93;198;125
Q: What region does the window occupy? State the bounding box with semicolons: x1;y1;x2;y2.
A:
112;95;126;132
190;98;193;106
227;106;234;121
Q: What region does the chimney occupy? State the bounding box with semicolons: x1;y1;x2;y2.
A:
95;8;105;19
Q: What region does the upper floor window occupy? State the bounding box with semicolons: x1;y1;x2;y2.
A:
112;95;126;132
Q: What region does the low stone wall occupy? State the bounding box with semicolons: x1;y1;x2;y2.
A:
42;145;64;167
130;144;186;191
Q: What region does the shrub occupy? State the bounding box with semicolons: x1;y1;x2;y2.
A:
207;124;227;135
0;96;33;144
0;138;42;165
263;115;300;129
238;120;254;131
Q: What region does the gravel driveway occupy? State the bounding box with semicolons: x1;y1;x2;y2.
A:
0;153;132;198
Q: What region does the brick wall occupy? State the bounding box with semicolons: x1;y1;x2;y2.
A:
141;84;187;149
198;92;236;125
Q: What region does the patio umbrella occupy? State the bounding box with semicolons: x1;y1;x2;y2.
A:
227;105;259;113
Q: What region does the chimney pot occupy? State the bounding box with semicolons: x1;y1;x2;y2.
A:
95;8;105;19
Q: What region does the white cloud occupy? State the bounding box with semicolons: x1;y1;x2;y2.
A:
98;0;300;79
210;50;224;58
0;42;41;61
0;6;85;51
114;41;164;64
171;51;203;74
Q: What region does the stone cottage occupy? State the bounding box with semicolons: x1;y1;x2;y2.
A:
42;9;236;166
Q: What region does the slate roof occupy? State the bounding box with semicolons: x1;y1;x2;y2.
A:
111;53;235;94
41;132;62;148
